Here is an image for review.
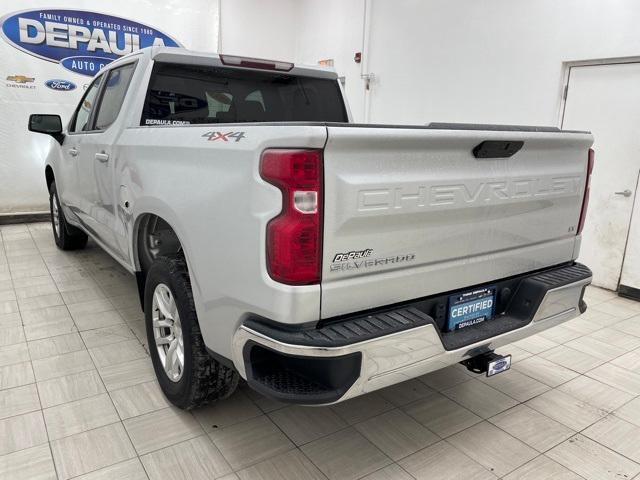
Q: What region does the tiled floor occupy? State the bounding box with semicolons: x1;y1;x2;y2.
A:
1;222;640;479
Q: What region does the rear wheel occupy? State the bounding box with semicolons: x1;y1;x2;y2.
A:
144;255;239;409
49;181;88;250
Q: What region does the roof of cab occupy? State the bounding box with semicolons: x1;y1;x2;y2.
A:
147;46;338;79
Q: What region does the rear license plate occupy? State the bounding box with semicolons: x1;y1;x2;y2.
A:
447;287;496;331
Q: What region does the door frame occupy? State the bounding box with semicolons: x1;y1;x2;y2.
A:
557;55;640;128
619;170;640;300
558;57;640;296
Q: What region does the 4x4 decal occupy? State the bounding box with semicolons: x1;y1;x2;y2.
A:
202;131;246;142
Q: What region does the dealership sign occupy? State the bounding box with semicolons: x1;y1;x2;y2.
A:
0;9;182;75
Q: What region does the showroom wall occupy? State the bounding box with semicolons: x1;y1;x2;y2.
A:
362;0;640;125
218;0;640;125
0;0;219;214
279;0;640;126
293;0;367;123
219;0;296;61
217;0;367;122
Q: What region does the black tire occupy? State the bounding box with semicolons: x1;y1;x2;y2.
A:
144;255;239;409
49;181;88;250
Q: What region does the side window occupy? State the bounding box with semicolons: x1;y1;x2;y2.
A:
69;75;103;133
94;63;136;130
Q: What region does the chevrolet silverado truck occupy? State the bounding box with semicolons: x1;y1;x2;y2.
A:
28;47;594;409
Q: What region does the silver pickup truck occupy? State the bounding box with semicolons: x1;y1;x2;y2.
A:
28;47;594;409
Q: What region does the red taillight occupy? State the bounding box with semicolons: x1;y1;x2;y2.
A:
577;148;595;235
260;149;323;285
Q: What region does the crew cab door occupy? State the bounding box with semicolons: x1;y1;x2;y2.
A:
60;74;105;224
79;62;136;261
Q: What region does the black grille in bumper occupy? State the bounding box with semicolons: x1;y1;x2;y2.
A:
243;342;361;404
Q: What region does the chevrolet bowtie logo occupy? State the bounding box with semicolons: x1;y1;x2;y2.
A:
6;75;35;83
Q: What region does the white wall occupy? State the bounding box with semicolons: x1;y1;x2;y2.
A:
223;0;623;125
364;0;640;125
219;0;297;61
293;0;367;122
218;0;367;121
277;0;640;125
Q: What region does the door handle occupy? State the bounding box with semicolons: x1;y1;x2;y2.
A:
615;189;632;197
68;148;79;157
95;152;109;163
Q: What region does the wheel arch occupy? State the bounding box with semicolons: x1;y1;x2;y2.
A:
133;211;191;310
45;165;55;191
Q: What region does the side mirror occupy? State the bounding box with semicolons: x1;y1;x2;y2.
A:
28;114;64;144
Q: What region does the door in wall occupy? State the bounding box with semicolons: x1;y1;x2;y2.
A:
620;184;640;296
562;62;640;291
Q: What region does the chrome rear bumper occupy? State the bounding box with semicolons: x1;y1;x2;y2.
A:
232;263;591;405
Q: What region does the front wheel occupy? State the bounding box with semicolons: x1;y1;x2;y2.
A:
49;181;88;250
144;255;239;409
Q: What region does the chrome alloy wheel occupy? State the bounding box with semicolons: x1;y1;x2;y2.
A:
52;194;60;237
152;283;184;382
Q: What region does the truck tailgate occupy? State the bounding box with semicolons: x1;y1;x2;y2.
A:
321;125;593;318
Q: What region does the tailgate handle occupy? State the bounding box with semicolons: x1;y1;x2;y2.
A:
473;140;523;159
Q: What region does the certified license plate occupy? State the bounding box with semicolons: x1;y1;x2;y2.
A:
447;287;496;331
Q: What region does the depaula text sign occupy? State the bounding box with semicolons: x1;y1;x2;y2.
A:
0;9;182;76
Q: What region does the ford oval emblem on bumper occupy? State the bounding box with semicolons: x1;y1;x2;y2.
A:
493;360;507;370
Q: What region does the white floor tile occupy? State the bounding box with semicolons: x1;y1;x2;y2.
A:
141;435;231;480
44;393;120;440
124;406;204;455
399;440;496;480
447;421;538;477
1;222;640;480
301;427;390;480
0;444;57;480
51;423;137;480
547;434;640;480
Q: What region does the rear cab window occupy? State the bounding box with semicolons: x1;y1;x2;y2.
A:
141;62;348;125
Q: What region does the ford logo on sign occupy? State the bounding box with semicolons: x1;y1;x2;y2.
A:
45;79;76;91
0;9;182;76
